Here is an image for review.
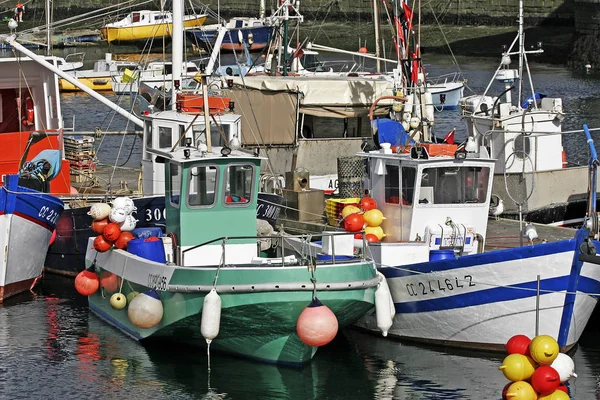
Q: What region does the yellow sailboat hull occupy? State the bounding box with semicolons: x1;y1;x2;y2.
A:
59;77;113;92
101;15;206;43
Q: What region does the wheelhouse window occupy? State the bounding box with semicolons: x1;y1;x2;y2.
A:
169;163;181;208
187;165;218;207
132;13;140;23
192;124;231;147
224;164;253;206
144;123;152;160
384;164;416;205
158;126;173;148
419;166;490;205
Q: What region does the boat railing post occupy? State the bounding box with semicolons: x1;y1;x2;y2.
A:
362;231;367;260
535;274;540;336
331;233;336;264
221;237;227;266
281;230;285;266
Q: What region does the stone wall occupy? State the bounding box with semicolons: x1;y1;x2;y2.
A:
17;0;574;27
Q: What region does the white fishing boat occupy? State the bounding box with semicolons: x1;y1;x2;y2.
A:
111;61;200;94
460;0;592;226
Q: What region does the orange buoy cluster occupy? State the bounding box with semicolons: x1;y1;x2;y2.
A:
499;334;576;399
88;198;138;253
341;196;386;243
296;298;339;347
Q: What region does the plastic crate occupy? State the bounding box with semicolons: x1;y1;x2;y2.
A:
325;197;360;226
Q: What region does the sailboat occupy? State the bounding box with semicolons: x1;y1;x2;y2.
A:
459;0;589;226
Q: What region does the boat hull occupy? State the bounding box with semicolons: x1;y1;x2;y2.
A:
428;81;464;110
59;77;113;91
0;175;64;302
185;25;274;52
356;231;600;351
85;243;377;365
102;16;206;43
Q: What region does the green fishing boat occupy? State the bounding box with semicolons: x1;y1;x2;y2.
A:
83;144;384;366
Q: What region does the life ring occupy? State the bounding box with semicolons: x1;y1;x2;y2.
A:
22;96;34;127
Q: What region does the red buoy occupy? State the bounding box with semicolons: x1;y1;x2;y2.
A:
344;213;365;232
103;222;122;242
556;384;569;394
49;229;57;246
99;271;120;293
93;235;113;252
358;46;368;54
74;270;100;296
360;196;377;211
91;218;109;235
115;232;135;250
296;298;338;347
531;365;560;395
365;233;379;243
505;334;531;356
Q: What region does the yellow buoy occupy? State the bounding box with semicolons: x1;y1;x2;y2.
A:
341;205;361;219
365;226;386;241
530;335;560;365
504;381;538;400
109;293;127;310
538;389;570;400
363;209;386;227
499;353;537;381
126;291;139;304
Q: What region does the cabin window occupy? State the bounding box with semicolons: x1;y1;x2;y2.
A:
419;166;490;205
144;123;152;160
132;13;140;23
158;126;173;148
235;20;243;28
223;164;253;206
169;163;182;208
402;167;416;205
384;165;415;205
192;124;231;147
187;164;218;208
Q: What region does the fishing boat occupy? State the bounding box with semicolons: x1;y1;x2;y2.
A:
58;53;140;92
111;60;200;95
459;0;590;226
82;141;383;365
313;117;600;351
100;10;207;45
185;17;274;52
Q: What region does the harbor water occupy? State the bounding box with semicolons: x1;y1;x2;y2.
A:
4;48;600;398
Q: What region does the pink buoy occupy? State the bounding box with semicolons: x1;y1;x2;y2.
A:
49;229;57;246
531;365;560;395
296;298;338;347
505;334;531;355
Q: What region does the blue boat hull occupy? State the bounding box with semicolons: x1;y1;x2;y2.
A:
185;25;274;52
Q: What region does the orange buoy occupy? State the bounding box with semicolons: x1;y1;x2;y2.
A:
296;298;339;347
91;218;109;235
360;196;377;211
74;269;100;296
93;235;113;252
99;271;120;293
49;229;57;246
115;231;135;250
344;213;365;232
102;222;122;242
359;46;368;54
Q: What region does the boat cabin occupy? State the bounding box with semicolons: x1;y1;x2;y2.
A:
141;109;241;196
149;146;263;266
363;145;496;264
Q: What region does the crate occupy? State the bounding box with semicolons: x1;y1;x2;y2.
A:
325;197;360;226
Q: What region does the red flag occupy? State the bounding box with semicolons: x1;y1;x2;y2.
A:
403;2;413;31
443;128;456;144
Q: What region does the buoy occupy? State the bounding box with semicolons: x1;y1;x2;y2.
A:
360;196;377;211
70;186;78;195
110;293;127;310
296;298;339;347
555;385;569;394
99;271;120;293
128;288;164;329
375;271;394;337
200;288;222;343
119;215;138;232
91;218;109;235
358;46;368;54
550;353;577;383
109;207;128;224
341;205;360;219
531;365;560;395
115;231;135;250
344;213;365;232
363;209;385;227
49;229;57;246
126;291;139;304
529;335;559;365
506;334;532;356
504;381;538;400
499;353;537;381
365;233;379;243
74;270;100;296
112;197;136;214
537;390;570;400
93;235;113;252
88;203;111;220
365;225;386;241
102;222;122;242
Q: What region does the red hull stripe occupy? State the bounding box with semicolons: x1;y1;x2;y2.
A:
14;211;53;232
0;277;38;303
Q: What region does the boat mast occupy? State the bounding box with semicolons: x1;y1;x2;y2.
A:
172;0;183;111
373;0;381;72
259;0;265;20
518;0;524;107
46;0;52;55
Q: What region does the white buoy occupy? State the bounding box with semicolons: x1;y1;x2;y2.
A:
375;271;395;337
128;288;164;329
112;197;137;214
550;353;577;383
119;215;138;232
109;207;128;224
201;288;222;343
87;203;112;220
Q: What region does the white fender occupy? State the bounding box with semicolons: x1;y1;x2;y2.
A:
375;271;395;337
88;203;111;220
201;288;222;343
